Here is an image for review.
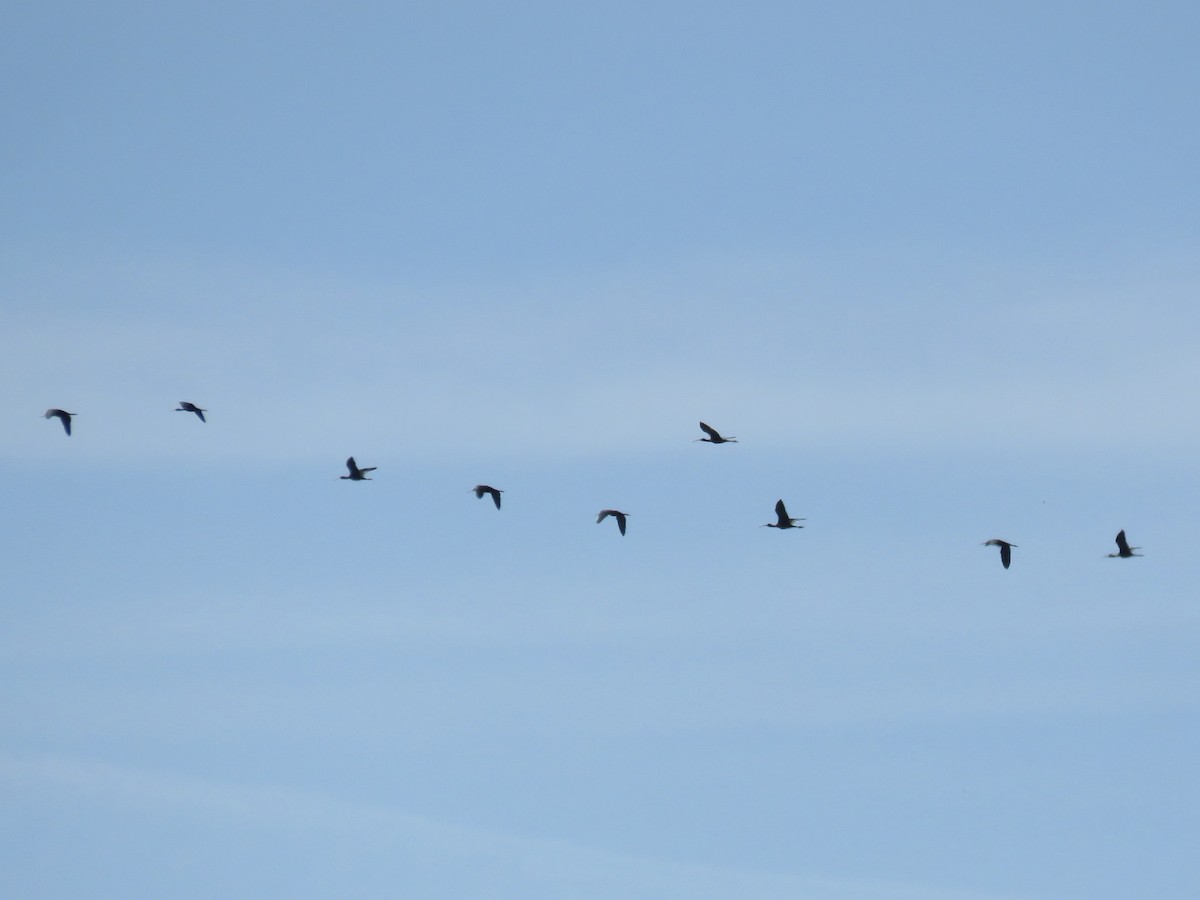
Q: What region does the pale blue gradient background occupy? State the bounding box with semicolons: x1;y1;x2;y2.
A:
2;3;1198;898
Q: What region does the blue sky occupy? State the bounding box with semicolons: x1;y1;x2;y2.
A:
2;2;1198;897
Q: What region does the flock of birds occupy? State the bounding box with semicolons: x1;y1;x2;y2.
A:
982;529;1143;568
43;408;1143;565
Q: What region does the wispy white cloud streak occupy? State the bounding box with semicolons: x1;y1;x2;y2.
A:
3;244;1198;465
0;752;1038;900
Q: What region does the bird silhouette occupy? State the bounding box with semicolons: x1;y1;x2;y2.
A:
472;484;503;509
597;509;629;535
763;499;804;529
983;539;1016;569
1107;530;1142;558
340;457;376;481
175;401;207;422
694;421;737;444
44;408;76;436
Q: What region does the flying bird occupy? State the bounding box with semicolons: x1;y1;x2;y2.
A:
472;484;503;509
1107;530;1142;558
694;421;737;444
983;539;1016;569
596;509;629;535
44;408;75;436
175;401;207;422
340;457;376;481
763;499;804;529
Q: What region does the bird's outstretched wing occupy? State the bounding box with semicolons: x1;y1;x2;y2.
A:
45;409;71;435
597;509;628;534
697;421;735;442
474;485;502;508
1115;530;1131;555
179;402;207;423
984;539;1014;569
